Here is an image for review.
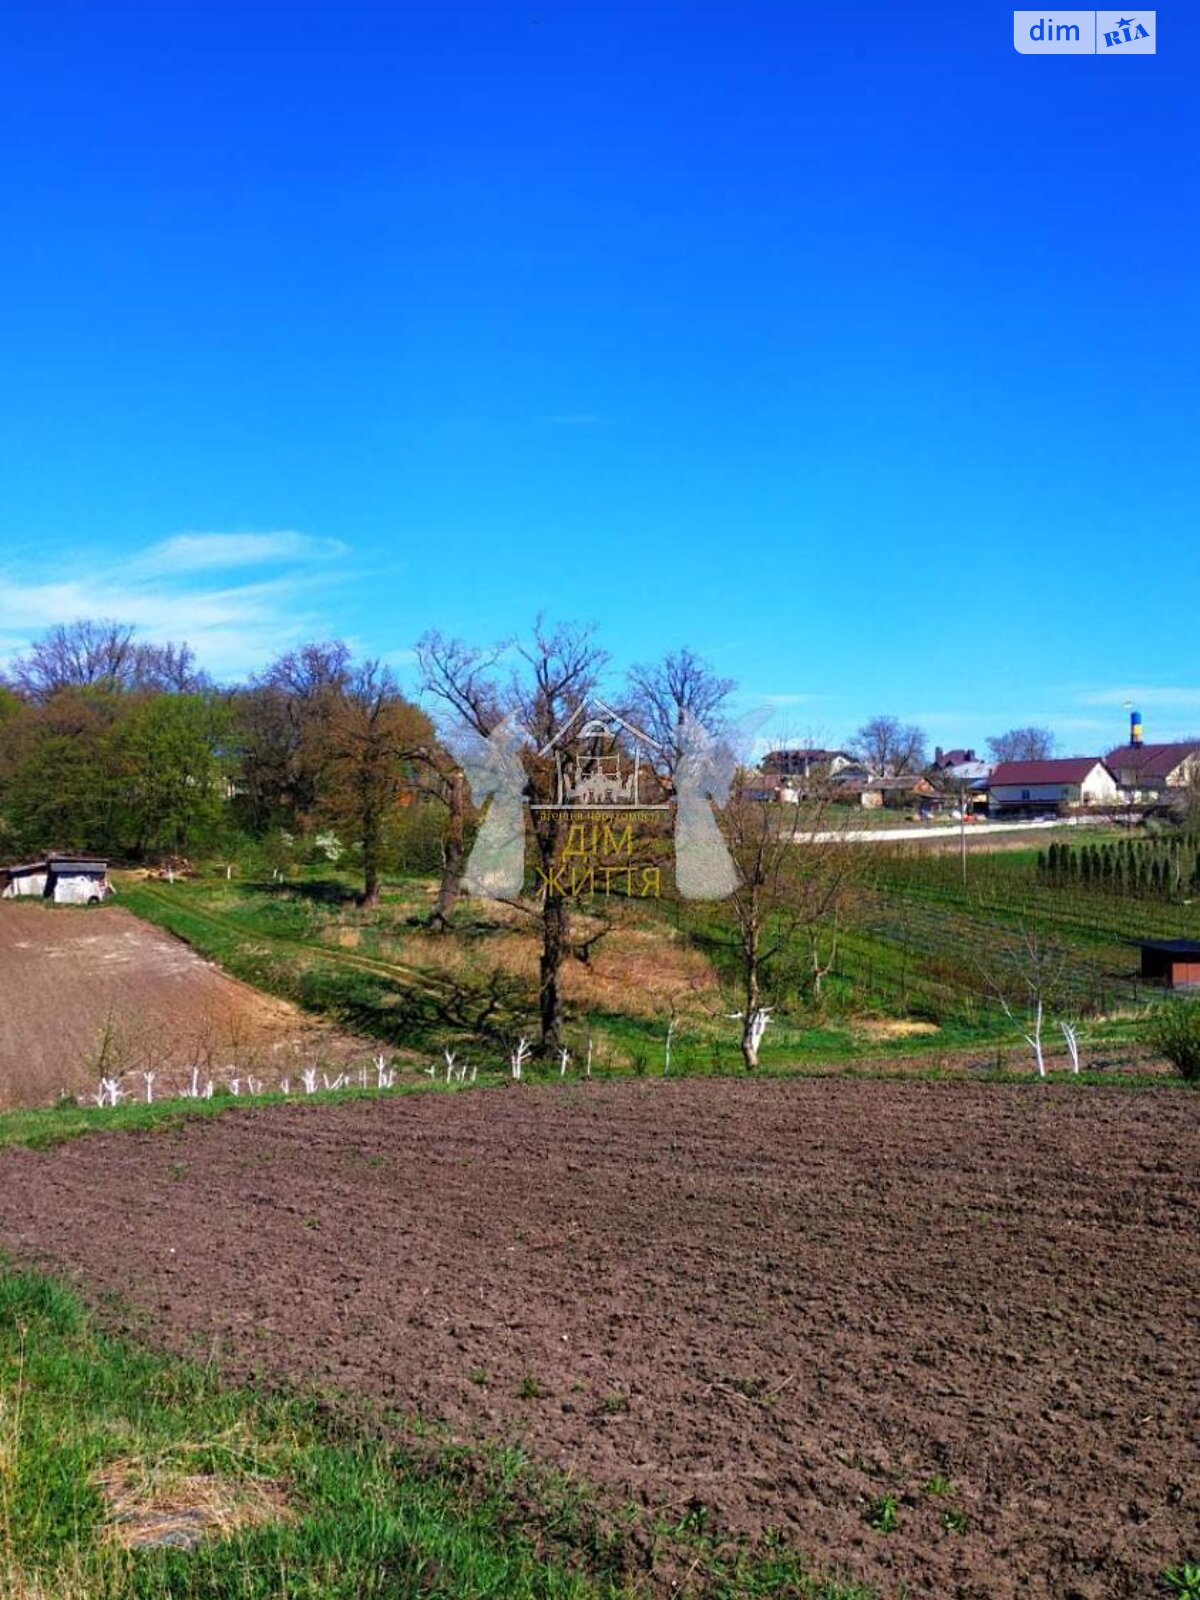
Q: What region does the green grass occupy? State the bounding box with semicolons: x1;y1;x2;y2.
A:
1162;1562;1200;1599
116;875;945;1074
0;1265;874;1599
110;866;1179;1080
863;1496;898;1535
0;1080;491;1153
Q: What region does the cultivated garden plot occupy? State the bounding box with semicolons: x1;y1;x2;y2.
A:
0;903;367;1108
0;1078;1195;1599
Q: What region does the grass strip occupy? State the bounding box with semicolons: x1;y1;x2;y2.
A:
0;1266;878;1599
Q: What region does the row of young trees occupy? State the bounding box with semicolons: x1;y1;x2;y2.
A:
1039;836;1200;900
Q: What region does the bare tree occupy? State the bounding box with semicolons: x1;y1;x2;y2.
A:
718;779;858;1069
11;619;208;699
411;749;473;933
626;647;735;775
852;715;928;777
417;620;609;1056
987;726;1058;763
11;619;138;698
986;927;1071;1077
135;640;210;693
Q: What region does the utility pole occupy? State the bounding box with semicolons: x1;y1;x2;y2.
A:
960;779;968;885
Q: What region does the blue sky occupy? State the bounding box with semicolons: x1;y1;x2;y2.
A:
1;2;1196;752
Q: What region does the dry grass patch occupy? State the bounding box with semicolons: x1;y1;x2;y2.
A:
93;1457;292;1551
857;1018;940;1041
395;914;717;1019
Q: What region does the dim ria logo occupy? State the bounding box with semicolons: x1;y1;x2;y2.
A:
1013;11;1155;52
451;699;757;904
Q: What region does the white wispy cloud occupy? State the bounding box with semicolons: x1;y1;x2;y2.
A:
134;530;347;575
0;530;351;680
754;691;831;708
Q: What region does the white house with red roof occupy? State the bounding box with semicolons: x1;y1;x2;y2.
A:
988;758;1120;815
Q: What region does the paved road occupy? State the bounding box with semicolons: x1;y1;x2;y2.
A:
806;817;1099;845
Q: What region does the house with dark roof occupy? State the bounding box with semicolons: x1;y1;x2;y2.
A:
988;758;1119;815
761;748;862;780
828;773;941;810
1103;741;1200;803
931;746;978;770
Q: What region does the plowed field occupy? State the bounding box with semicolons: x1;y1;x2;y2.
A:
0;902;361;1107
1;1078;1195;1597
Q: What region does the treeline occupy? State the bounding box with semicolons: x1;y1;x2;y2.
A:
1038;836;1200;900
0;621;450;901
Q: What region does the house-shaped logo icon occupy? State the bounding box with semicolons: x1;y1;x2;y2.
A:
535;700;669;811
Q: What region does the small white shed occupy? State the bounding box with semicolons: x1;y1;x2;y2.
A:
0;858;111;904
0;862;51;898
47;858;111;904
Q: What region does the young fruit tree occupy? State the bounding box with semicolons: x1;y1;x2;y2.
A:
716;776;859;1070
987;927;1071;1078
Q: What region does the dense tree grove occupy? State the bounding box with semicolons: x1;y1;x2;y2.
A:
0;620;440;901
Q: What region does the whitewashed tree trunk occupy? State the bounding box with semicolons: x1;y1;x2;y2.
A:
510;1037;531;1080
1060;1020;1080;1073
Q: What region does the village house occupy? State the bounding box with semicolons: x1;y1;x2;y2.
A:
1103;741;1200;804
0;857;112;904
988;758;1119;816
744;771;801;804
931;746;978;770
761;748;864;781
830;774;941;810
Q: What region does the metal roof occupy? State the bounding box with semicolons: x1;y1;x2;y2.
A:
3;857;108;875
989;758;1110;785
1104;742;1199;780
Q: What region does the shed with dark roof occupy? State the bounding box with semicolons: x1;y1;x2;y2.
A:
1134;938;1200;989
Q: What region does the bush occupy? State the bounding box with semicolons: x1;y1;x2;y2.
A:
1146;999;1200;1082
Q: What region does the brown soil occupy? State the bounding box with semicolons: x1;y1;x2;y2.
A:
1;1078;1195;1598
0;902;366;1108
